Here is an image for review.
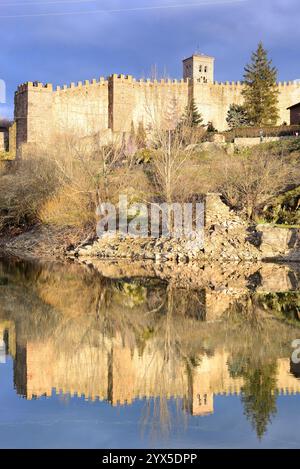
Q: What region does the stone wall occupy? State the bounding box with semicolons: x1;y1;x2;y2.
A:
8;122;16;156
15;82;53;152
14;75;300;152
193;81;300;131
109;74;189;132
193;81;244;132
278;82;300;125
0;131;6;152
53;78;109;136
234;136;288;147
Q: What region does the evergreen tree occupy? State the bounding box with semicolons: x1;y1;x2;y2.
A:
242;42;279;126
226;104;250;129
207;121;217;133
182;98;203;127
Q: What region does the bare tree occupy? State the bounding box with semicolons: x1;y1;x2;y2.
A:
211;147;300;220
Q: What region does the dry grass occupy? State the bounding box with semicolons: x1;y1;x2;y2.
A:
1;124;299;235
0;157;58;232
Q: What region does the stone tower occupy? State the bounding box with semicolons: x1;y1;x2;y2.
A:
183;53;215;83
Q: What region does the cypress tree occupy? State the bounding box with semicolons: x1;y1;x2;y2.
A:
242;42;279;126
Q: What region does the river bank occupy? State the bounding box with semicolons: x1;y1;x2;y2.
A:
0;224;91;261
1;194;300;264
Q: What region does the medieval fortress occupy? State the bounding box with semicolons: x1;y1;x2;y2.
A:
14;53;300;151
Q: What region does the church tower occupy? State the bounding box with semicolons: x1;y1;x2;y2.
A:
183;53;215;83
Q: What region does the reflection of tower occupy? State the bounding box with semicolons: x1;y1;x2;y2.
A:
187;357;214;416
14;343;27;397
108;345;135;406
193;392;214;416
187;351;245;416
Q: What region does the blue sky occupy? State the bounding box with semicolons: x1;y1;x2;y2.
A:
0;0;299;118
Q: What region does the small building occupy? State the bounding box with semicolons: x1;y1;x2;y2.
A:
0;120;16;156
0;121;9;152
287;102;300;125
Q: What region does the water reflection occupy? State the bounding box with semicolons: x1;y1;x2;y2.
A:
0;257;300;442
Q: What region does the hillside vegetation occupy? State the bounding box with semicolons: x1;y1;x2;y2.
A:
0;130;300;237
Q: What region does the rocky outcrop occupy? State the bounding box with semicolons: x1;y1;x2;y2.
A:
204;193;260;261
75;194;261;263
2;194;300;264
256;224;300;261
75;194;300;263
77;233;203;263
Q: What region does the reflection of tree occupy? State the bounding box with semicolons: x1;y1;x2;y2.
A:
222;293;300;365
241;361;278;440
225;296;281;440
257;292;300;324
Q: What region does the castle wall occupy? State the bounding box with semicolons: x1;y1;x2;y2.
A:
14;85;28;150
193;81;300;131
53;78;109;137
278;82;300;124
14;75;300;153
109;74;189;132
193;82;244;131
14;79;109;154
0;131;6;152
15;82;54;157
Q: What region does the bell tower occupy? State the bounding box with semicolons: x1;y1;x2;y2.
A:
183;53;215;83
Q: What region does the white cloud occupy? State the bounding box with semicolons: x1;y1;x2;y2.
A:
0;104;13;119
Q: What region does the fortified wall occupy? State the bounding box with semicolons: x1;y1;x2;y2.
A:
193;80;300;131
14;54;300;153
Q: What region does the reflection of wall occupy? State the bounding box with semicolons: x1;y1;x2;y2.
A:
26;341;109;401
24;337;188;406
7;328;300;416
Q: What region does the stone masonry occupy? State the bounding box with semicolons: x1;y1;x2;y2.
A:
14;54;300;153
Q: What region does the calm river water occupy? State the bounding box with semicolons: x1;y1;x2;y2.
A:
0;256;300;448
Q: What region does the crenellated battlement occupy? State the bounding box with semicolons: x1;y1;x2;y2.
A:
16;77;109;95
56;76;108;92
16;77;300;96
14;54;300;153
109;73;189;87
212;80;243;87
16;81;53;93
209;80;300;88
277;80;300;87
